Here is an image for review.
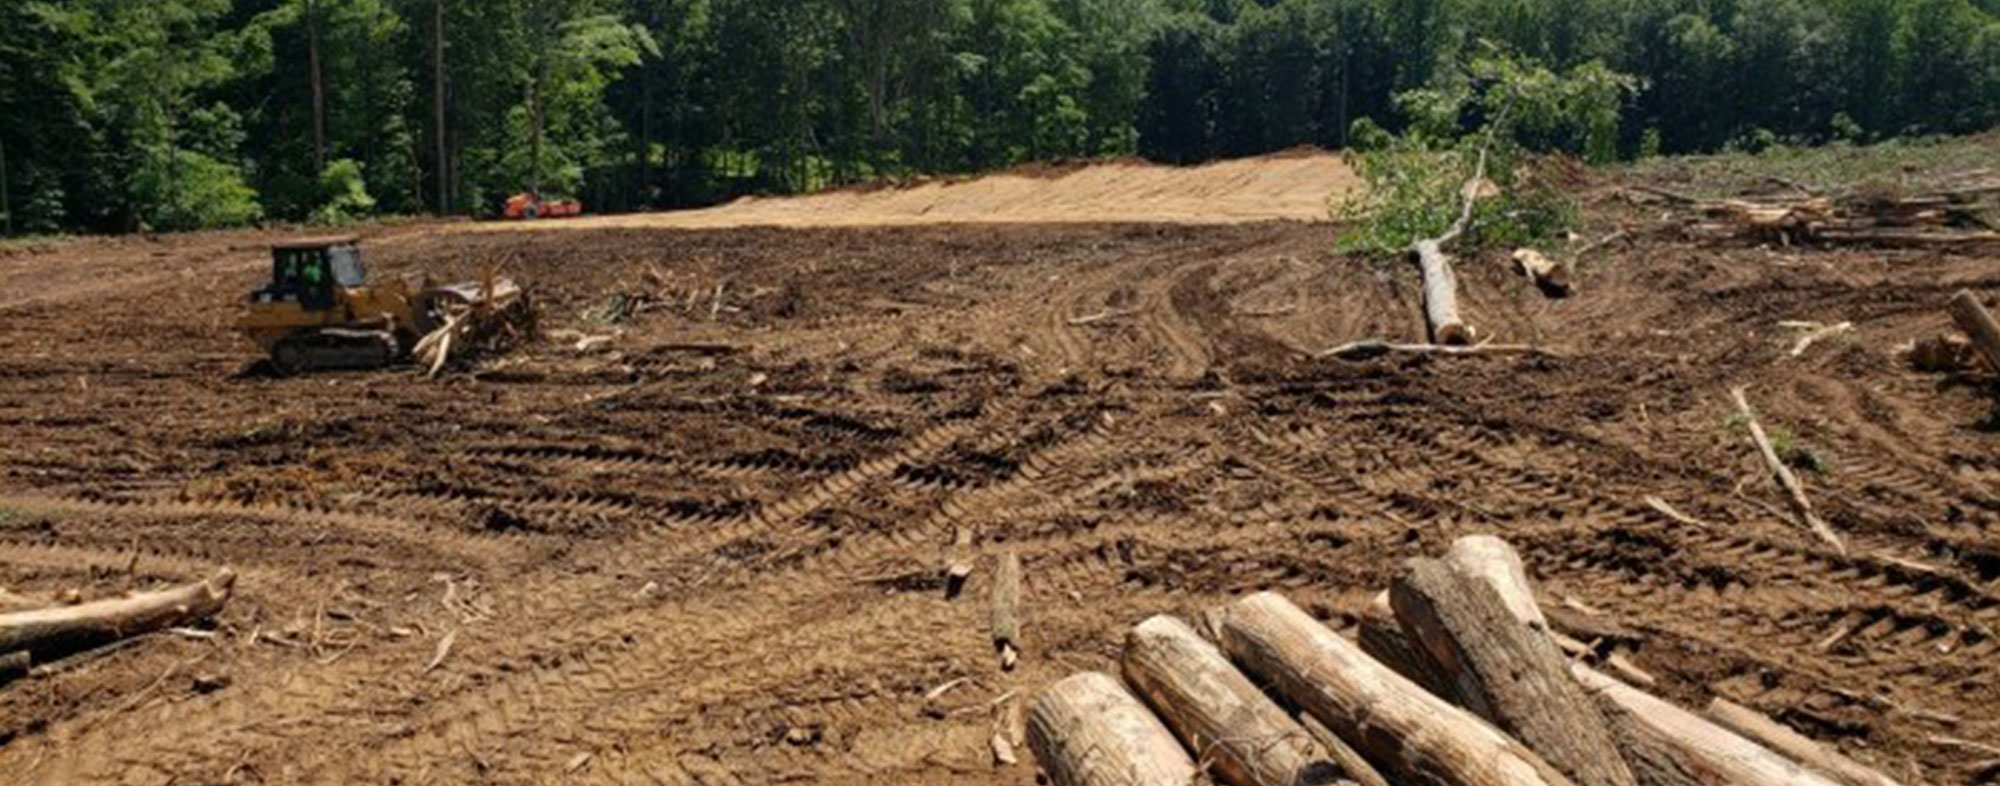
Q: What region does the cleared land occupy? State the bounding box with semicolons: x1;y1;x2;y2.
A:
0;151;1997;786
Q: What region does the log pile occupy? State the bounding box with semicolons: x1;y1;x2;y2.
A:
1028;537;1898;786
1650;178;2000;247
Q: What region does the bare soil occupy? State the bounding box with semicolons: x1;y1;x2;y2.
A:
0;156;1997;786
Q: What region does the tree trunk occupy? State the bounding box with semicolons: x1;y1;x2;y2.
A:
1122;615;1352;786
1390;559;1639;786
308;0;327;175
1949;290;2000;374
0;570;234;660
1574;667;1842;786
1434;536;1838;786
1414;240;1470;344
1026;671;1199;786
433;0;448;214
1704;699;1905;786
1217;592;1579;786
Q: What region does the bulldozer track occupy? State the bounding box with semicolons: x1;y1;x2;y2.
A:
2;215;1997;784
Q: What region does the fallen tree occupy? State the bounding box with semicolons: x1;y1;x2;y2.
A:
0;569;235;660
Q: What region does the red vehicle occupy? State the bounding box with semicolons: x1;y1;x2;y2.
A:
502;192;583;220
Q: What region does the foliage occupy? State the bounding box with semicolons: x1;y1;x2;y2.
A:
2;0;2000;235
1335;51;1625;254
312;158;376;223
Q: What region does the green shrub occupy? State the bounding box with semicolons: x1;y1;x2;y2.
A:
1334;49;1635;255
312;158;377;224
130;147;263;231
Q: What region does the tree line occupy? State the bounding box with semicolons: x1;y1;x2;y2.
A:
2;0;1997;235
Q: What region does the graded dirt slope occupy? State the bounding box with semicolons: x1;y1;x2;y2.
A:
0;162;1997;786
478;149;1357;231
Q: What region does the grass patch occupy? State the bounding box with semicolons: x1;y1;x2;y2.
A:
1622;132;2000;199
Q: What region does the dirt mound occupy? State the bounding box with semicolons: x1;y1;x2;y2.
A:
480;151;1359;232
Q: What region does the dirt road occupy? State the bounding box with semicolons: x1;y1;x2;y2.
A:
0;158;1996;786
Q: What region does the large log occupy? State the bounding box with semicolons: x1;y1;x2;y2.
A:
1026;671;1200;786
1440;538;1840;786
1704;699;1905;786
1574;667;1842;786
1123;614;1350;786
1949;290;2000;374
1391;559;1639;786
1415;241;1471;345
1217;592;1579;786
0;569;235;659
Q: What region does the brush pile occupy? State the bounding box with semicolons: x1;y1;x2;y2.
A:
1028;536;1903;786
1640;173;2000;247
412;277;539;378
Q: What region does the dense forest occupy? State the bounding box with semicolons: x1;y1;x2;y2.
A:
1;0;1998;235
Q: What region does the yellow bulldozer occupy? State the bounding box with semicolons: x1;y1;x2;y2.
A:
237;236;532;375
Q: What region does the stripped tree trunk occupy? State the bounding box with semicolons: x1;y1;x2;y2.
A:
1122;615;1352;786
1027;671;1199;786
1217;592;1579;786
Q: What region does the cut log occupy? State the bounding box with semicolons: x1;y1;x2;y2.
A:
1704;699;1905;786
1574;666;1842;786
1414;241;1471;345
1026;671;1200;786
1217;592;1579;786
1730;387;1845;555
0;569;235;660
1123;615;1351;786
1511;249;1572;297
1439;538;1833;786
1949;290;2000;374
992;552;1022;670
1391;559;1639;786
1444;536;1547;627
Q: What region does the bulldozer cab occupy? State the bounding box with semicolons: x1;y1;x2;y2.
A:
260;236;365;311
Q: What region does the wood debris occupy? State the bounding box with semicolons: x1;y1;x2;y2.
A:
1649;177;2000;247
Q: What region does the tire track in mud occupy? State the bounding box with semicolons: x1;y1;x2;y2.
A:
4;398;1068;784
307;401;1134;784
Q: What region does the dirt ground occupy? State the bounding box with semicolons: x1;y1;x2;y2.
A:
0;155;1997;786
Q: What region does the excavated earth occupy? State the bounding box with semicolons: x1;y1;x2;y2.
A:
0;160;1998;786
